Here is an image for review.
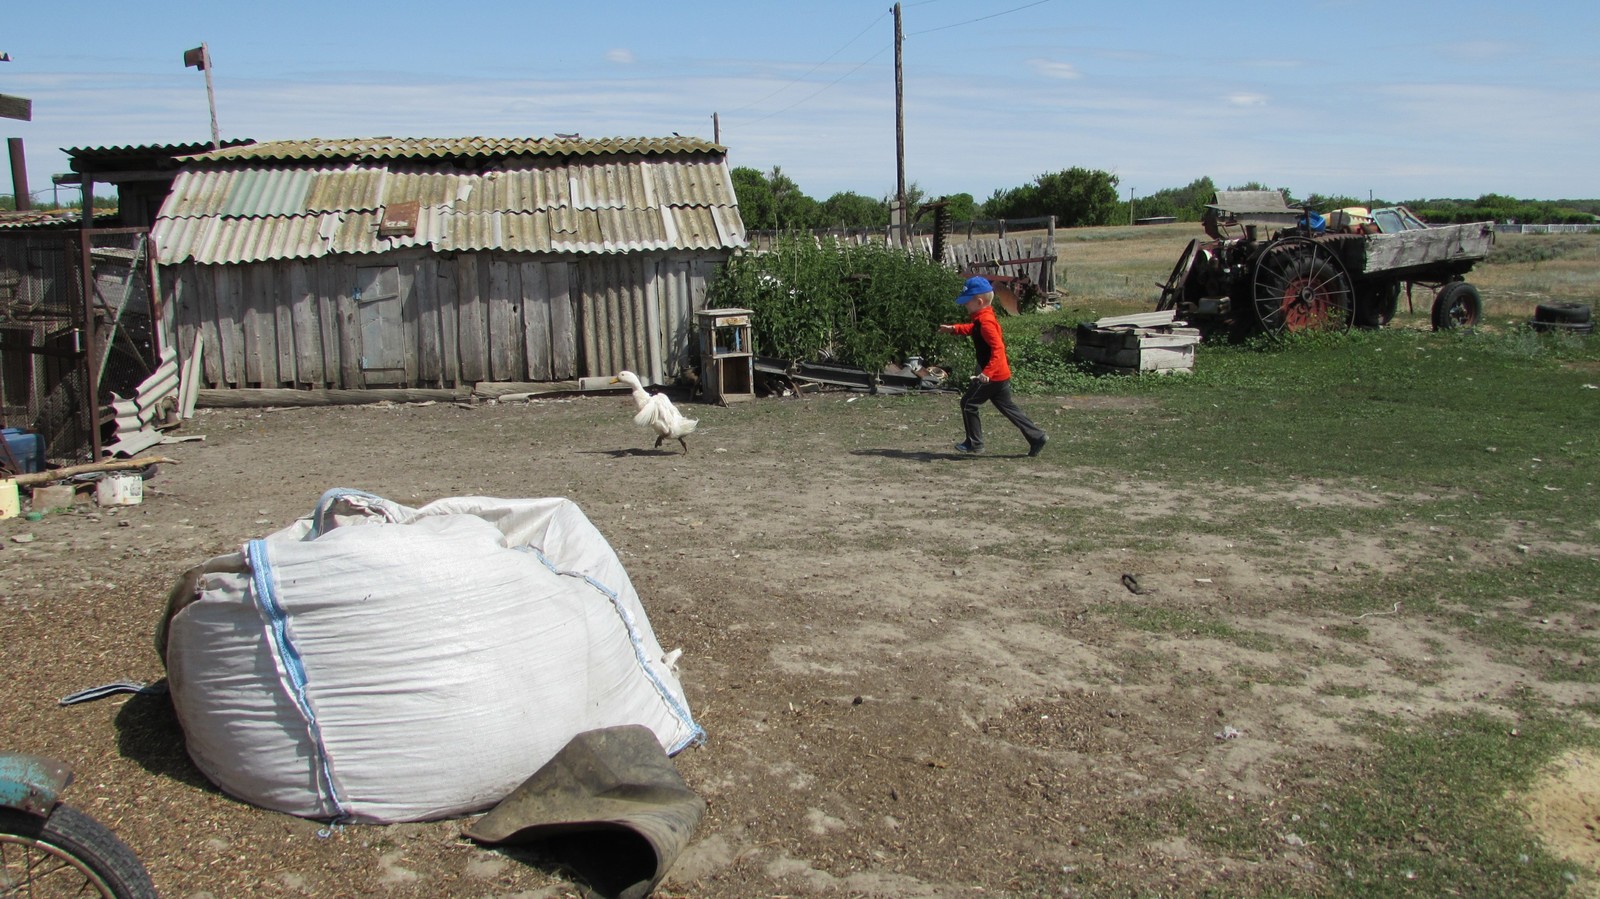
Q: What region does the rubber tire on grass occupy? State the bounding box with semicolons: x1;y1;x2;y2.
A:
1534;302;1592;325
0;805;159;899
1431;282;1482;331
1529;319;1594;335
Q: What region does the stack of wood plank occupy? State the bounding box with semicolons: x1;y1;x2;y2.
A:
1071;310;1200;375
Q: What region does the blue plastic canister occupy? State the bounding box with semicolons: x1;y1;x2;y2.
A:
1;427;44;473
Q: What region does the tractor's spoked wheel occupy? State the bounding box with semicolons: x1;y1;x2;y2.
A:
1157;239;1200;312
1252;237;1354;337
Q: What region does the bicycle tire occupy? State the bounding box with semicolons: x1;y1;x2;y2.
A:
0;805;158;898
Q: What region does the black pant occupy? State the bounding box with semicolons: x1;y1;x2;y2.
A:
960;378;1045;450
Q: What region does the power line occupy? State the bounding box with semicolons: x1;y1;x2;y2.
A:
732;1;1053;127
908;0;1054;36
727;10;890;116
743;46;891;125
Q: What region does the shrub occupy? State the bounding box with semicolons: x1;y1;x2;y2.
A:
707;236;966;373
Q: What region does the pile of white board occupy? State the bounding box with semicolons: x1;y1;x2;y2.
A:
1071;310;1200;375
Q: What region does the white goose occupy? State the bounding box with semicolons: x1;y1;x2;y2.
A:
610;370;698;453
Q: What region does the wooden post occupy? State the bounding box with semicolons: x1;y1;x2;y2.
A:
893;2;906;250
78;223;102;459
184;44;220;149
7;138;29;210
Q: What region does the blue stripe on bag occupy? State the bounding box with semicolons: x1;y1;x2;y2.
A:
526;547;705;751
248;538;348;819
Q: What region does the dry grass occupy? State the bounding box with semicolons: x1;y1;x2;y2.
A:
1470;230;1600;321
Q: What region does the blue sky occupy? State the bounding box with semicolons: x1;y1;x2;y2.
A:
4;1;1597;208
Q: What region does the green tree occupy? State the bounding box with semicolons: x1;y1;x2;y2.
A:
731;166;822;231
1303;193;1365;213
981;184;1038;219
938;192;978;223
820;191;888;229
979;168;1120;226
767;166;821;231
731;166;777;231
1034;167;1121;227
1140;176;1216;222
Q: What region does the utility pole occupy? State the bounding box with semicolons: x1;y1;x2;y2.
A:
0;53;34;210
183;43;220;149
893;2;907;249
1128;186;1135;225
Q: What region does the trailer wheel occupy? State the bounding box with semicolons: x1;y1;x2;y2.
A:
1252;237;1354;336
1431;282;1482;331
1353;281;1401;328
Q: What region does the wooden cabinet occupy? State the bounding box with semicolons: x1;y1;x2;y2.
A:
695;308;753;403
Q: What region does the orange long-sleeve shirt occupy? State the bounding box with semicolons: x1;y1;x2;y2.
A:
947;304;1012;382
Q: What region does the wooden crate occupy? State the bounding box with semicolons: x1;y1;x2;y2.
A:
1072;311;1199;375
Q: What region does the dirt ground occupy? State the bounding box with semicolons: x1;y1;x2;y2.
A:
0;388;1592;898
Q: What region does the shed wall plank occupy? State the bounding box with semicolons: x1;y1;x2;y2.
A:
240;266;266;385
457;254;485;382
520;261;550;381
487;259;520;381
273;263;297;385
548;262;576;379
438;258;460;386
398;260;418;385
315;263;340;387
210;266;242;386
289;262;323;385
336;260;362;388
415;255;442;385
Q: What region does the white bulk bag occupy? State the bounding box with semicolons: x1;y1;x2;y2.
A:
158;489;701;823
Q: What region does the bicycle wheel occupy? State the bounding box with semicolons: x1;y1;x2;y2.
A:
0;805;157;898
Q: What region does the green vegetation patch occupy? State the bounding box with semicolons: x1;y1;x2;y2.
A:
1294;709;1591;897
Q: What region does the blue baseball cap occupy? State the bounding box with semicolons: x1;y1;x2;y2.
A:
954;276;992;304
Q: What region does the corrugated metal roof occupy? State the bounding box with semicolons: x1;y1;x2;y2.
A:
187;136;723;164
571;162;649;210
380;170;474;210
307;166;384;213
155;207;745;263
1212;190;1295;214
161;168;238;217
221;167;314;217
473;168;568;213
64;139;256;171
154;142;746;263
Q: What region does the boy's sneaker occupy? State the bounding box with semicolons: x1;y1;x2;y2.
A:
954;441;982;454
1027;435;1048;457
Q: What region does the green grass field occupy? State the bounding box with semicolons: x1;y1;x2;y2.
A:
998;224;1600;896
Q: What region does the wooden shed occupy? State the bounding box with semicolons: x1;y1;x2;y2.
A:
151;136;746;391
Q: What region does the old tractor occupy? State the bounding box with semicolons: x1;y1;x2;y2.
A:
1156;194;1495;339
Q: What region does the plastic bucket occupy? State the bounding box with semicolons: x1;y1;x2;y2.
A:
96;472;144;506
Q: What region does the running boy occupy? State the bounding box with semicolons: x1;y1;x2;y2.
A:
936;276;1048;457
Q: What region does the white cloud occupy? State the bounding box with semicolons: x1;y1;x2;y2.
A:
606;48;636;65
1027;59;1081;80
1226;93;1269;107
